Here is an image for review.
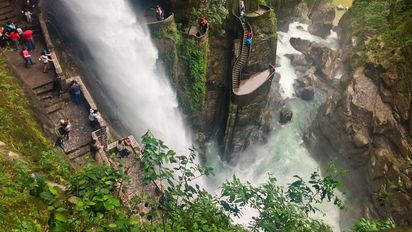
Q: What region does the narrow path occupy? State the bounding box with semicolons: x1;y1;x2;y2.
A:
2;4;94;159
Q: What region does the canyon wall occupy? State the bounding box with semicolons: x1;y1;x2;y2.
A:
306;0;412;225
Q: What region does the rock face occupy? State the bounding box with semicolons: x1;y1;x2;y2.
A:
307;0;335;38
197;25;232;144
306;5;412;225
290;37;338;80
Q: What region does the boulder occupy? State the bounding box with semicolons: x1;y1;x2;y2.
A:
279;107;293;124
308;0;335;38
290;38;338;80
298;86;315;100
308;23;333;38
352;128;370;147
285;53;311;66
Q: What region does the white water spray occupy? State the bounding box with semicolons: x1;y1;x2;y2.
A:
58;0;191;151
277;22;338;98
205;22;343;230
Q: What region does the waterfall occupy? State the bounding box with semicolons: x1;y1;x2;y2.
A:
44;0;348;229
204;22;344;231
43;0;191;152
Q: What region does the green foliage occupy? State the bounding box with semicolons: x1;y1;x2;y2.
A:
0;155;49;231
140;132;344;232
192;0;228;25
177;37;208;116
0;57;48;158
346;0;412;65
42;164;138;231
352;218;395;232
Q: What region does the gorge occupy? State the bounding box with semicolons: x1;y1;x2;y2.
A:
1;0;410;230
45;0;412;229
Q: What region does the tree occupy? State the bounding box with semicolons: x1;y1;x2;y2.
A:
139;131;345;231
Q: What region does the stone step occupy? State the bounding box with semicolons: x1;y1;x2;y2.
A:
0;1;10;9
67;143;91;160
46;102;63;115
0;5;12;15
43;92;70;107
33;81;54;95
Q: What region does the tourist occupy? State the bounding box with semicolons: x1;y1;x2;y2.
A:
269;64;276;74
88;108;99;129
240;0;245;14
54;136;65;151
116;140;130;158
200;17;208;34
155;5;163;21
16;26;23;38
70;80;82;105
90;139;102;160
23;29;35;51
4;21;16;32
9;30;20;50
39;50;53;73
247;31;252;39
24;10;33;23
22;47;35;68
52;76;62;97
246;36;252;46
59;119;71;140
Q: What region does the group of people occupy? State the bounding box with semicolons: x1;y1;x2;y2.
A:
0;22;33;50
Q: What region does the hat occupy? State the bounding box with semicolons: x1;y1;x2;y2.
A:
60;119;65;124
90;109;94;113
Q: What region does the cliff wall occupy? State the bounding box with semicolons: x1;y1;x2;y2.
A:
306;0;412;225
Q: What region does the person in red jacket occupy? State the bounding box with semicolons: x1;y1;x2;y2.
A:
21;46;35;68
23;29;35;51
200;17;208;34
9;30;20;50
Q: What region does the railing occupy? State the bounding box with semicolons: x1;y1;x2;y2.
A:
146;13;174;27
231;9;253;92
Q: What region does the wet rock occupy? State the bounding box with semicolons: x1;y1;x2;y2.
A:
352;128;370;147
279;107;293;124
290;38;338;80
308;23;333;38
296;25;304;30
308;0;335;38
285;53;310;66
294;1;310;22
298;86;315;100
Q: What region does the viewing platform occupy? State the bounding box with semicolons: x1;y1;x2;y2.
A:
244;5;270;18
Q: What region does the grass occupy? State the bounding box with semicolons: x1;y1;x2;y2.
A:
0;56;72;231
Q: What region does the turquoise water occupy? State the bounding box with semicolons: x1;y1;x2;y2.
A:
203;22;343;230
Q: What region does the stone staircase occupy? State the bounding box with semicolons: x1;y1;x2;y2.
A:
232;18;252;92
0;0;16;25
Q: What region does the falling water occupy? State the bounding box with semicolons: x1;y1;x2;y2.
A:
204;22;346;231
43;0;191;152
44;0;350;229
